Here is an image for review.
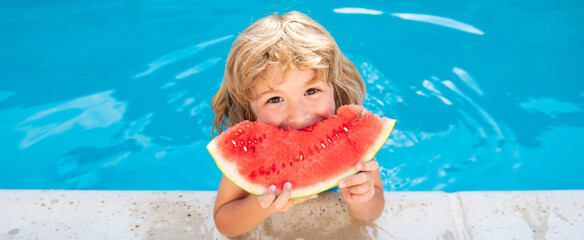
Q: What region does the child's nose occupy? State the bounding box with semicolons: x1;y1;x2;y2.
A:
286;100;312;129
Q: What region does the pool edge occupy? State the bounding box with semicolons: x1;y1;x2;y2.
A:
1;190;582;239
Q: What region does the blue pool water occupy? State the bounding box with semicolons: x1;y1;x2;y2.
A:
1;0;583;192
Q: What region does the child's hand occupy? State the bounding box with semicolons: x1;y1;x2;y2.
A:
338;161;379;204
256;182;318;212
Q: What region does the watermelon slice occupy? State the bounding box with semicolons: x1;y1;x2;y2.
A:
207;104;396;198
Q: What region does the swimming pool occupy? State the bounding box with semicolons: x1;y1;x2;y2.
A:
1;0;583;192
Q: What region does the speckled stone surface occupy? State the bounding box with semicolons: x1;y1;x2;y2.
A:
0;190;582;239
457;191;584;240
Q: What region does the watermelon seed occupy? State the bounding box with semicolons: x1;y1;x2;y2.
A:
343;127;349;132
335;133;339;138
299;153;304;161
246;124;250;128
328;138;332;143
321;142;326;148
232;140;237;147
243;146;248;152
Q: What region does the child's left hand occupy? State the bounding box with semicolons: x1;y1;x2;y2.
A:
338;160;379;204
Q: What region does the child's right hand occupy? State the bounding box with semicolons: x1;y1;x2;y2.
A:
257;182;318;212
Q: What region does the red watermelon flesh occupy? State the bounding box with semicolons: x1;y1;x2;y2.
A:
207;104;396;198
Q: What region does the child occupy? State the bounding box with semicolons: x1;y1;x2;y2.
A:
210;11;384;237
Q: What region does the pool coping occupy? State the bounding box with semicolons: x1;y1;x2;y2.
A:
1;190;582;239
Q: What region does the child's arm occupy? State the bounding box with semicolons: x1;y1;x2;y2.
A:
338;158;385;222
213;175;317;238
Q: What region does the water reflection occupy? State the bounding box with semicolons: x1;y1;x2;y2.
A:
360;59;515;191
391;13;485;35
518;97;583;118
452;67;483;96
333;8;383;15
17;90;126;149
175;57;222;79
133;35;232;79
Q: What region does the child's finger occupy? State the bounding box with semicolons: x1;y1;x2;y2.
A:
348;188;376;203
257;185;276;208
290;194;318;205
347;181;373;195
338;172;368;188
272;182;292;209
356;161;378;172
339;183;353;202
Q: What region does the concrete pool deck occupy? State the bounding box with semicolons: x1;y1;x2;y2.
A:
1;190;582;239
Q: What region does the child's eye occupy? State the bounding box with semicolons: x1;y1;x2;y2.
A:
305;88;320;95
266;97;283;104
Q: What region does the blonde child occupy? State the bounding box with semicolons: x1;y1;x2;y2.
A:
211;11;384;237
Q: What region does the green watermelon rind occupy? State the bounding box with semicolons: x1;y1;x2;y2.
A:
207;115;397;199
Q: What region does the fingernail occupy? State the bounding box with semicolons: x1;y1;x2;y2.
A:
338;182;346;188
269;185;276;192
312;195;318;199
285;182;292;190
356;164;362;170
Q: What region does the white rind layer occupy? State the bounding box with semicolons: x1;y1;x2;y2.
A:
207;117;397;199
207;141;267;195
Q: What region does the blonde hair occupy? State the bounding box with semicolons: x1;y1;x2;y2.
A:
211;11;366;137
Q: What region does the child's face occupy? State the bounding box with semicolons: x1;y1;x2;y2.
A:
250;66;336;130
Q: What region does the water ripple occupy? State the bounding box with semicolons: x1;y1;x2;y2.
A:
175;57;222;79
392;13;485;35
18;91;126;149
333;7;383;15
453;67;483;96
518;97;583;118
133;35;232;79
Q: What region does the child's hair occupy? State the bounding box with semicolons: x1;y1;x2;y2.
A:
211;11;366;137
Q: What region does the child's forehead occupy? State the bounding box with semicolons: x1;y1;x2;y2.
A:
261;66;320;85
251;66;325;96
